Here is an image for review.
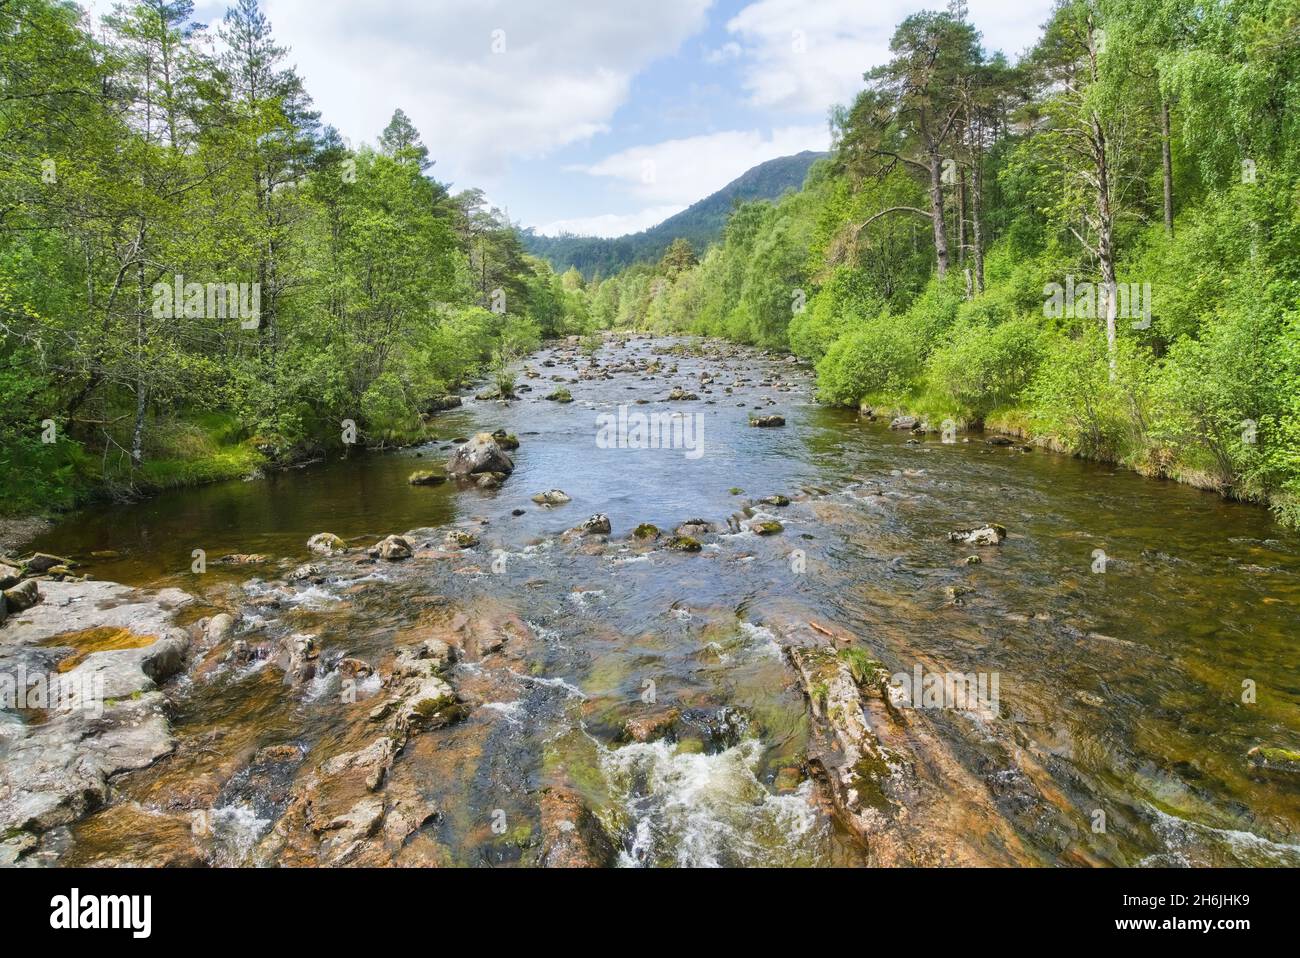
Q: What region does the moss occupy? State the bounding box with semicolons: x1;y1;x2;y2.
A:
751;520;783;535
837;647;881;687
633;523;660;540
667;535;701;552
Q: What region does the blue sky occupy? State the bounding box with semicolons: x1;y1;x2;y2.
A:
90;0;1056;236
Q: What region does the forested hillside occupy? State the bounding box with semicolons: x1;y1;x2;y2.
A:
522;151;826;277
580;0;1300;526
0;0;593;512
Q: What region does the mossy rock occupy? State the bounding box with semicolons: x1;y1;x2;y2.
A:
546;388;573;403
491;429;520;450
751;520;783;535
408;470;447;486
667;535;701;552
758;494;790;507
632;523;660;540
445;530;479;548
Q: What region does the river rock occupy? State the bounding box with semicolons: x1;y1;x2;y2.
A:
532;489;572;506
632;523;660;540
446;432;515;477
491;429;520;450
286;562;323;583
674;519;713;537
23;553;69;575
205;612;237;641
539;787;616;868
307;532;348;555
545;387;573;403
668;387;699;401
749;414;785;427
424;395;462;413
3;578;41;613
889;416;920;431
948;524;1007;547
445;530;479;549
624;707;681;743
277;633;319;684
577;514;611;535
371;535;413;561
408;470;447;486
758;494;790;507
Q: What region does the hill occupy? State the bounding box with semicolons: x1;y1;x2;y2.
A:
522;150;827;277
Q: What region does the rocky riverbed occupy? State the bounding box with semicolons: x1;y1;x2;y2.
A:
4;335;1299;867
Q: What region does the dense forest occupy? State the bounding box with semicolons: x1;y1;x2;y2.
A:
581;0;1300;527
4;0;1300;530
521;151;826;278
0;0;594;513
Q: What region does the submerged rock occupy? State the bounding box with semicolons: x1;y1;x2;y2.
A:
749;414;785;427
539;787;616;868
446;432;515;478
408;470;447;486
545;387;573;403
624;707;681;743
947;524;1007;547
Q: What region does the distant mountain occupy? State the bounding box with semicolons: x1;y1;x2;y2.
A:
523;150;827;278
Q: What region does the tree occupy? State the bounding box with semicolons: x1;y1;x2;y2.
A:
379;108;432;170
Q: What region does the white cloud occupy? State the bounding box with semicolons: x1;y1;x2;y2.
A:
566;125;830;207
723;0;1055;114
251;0;713;182
704;41;742;64
537;205;689;238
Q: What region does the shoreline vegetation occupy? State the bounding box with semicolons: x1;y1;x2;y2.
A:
4;0;1300;536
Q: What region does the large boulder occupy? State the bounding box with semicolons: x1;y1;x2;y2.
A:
446;432;515;478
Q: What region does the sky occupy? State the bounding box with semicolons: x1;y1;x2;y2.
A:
89;0;1057;237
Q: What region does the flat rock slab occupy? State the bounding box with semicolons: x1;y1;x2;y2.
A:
1;579;193;646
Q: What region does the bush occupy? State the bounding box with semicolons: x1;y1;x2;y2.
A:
815;320;923;406
926;316;1045;420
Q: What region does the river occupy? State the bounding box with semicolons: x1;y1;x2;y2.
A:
25;335;1300;866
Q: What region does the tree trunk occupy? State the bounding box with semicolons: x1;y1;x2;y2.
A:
927;152;949;279
971;134;986;294
1161;98;1174;236
1094;114;1118;380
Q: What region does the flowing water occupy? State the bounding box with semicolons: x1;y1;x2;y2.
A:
27;336;1300;867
